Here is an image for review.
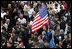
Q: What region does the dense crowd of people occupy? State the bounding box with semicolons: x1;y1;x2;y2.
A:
1;1;71;48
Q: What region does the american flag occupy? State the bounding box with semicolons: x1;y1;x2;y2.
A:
32;5;49;33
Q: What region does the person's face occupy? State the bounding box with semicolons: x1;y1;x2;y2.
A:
18;10;21;13
38;36;40;40
7;19;10;23
43;26;46;30
17;37;21;41
13;8;16;12
12;1;15;4
58;1;61;4
57;26;60;30
34;45;38;48
34;35;37;38
65;35;68;40
37;1;40;3
7;43;12;47
59;41;62;46
69;33;71;38
28;40;32;44
1;8;4;12
9;38;12;43
2;29;5;33
20;14;23;19
62;1;65;3
21;28;24;31
8;4;11;8
42;31;44;36
32;11;36;15
31;34;34;38
52;31;55;35
16;21;20;25
67;44;71;48
42;3;44;7
12;33;16;37
51;21;54;25
1;21;3;26
44;42;48;47
54;1;57;3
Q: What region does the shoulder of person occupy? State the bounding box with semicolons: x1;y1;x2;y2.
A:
17;18;20;20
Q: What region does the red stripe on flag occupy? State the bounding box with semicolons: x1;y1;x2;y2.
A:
32;21;48;32
32;17;48;29
32;15;48;27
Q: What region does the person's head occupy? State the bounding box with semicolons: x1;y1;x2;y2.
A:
9;37;13;43
1;20;4;26
12;1;15;4
54;1;57;3
32;11;36;15
1;7;4;12
41;2;45;7
42;31;44;36
13;8;17;13
6;10;9;15
34;32;38;38
17;9;21;14
31;34;34;38
12;32;16;37
28;38;32;44
37;1;41;4
51;30;55;36
17;36;22;42
51;20;55;25
2;36;6;43
60;29;64;34
16;20;21;25
59;41;62;46
58;1;61;4
65;23;68;27
62;1;65;3
26;1;30;6
8;4;12;8
7;42;12;48
20;13;23;19
65;35;68;40
43;26;46;30
2;27;6;33
57;25;60;30
20;1;24;6
6;19;10;23
21;27;25;31
34;43;38;48
44;40;48;47
69;33;71;38
67;43;71;48
38;35;42;40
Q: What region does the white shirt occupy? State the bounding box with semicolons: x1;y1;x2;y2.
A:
30;21;33;25
18;18;26;24
1;12;6;19
28;8;34;18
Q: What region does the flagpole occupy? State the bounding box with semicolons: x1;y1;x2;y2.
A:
46;2;50;32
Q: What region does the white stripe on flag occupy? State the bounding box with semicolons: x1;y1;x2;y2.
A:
32;20;48;32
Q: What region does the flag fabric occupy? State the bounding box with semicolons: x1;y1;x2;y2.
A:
32;5;49;33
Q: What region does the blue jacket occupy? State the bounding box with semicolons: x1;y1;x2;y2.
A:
48;35;55;48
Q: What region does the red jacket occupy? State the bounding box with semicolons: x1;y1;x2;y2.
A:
63;2;68;10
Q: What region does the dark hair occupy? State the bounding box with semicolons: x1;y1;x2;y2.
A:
44;40;48;43
2;27;6;31
41;1;46;4
39;35;42;39
18;35;22;39
55;4;58;6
